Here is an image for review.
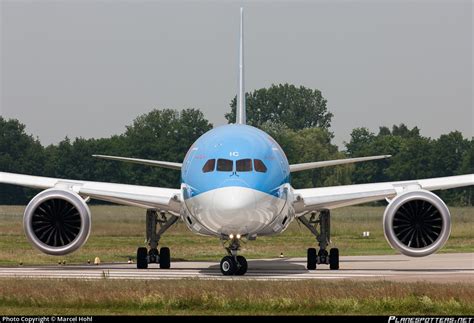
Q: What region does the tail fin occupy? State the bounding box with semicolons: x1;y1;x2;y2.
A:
236;7;246;125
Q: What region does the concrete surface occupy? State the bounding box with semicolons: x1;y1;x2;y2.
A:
0;253;472;282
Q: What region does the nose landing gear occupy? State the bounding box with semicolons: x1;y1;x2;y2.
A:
220;235;248;275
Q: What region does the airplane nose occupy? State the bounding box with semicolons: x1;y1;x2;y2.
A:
191;180;281;236
212;186;256;216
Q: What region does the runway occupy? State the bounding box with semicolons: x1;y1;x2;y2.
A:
0;253;472;282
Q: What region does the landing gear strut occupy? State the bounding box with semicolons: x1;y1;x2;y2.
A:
220;235;247;276
298;209;339;270
137;209;178;269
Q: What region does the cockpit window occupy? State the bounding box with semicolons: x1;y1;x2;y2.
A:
217;159;233;172
236;159;252;172
202;159;215;173
254;159;268;173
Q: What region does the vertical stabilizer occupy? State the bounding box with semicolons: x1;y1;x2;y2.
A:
236;7;246;125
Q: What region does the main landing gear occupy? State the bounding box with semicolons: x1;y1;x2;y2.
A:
137;209;178;269
298;209;339;270
220;234;248;276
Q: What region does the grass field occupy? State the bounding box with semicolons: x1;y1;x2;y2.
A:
0;279;472;315
0;205;472;266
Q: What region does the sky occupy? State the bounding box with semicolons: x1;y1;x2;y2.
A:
1;0;472;150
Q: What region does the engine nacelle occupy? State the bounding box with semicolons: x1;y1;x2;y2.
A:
23;189;91;255
383;190;451;257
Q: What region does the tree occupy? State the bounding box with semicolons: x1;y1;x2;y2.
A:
123;108;213;188
0;109;213;204
1;112;470;206
261;122;351;188
430;131;469;177
385;136;434;180
44;135;129;184
0;117;46;203
391;124;421;138
346;124;472;205
457;140;473;205
225;83;333;131
345;127;376;157
430;132;471;205
346;124;433;184
345;127;390;183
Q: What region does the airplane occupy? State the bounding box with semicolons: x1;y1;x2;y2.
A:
1;8;472;276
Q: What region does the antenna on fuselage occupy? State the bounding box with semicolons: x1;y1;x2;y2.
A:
236;7;246;125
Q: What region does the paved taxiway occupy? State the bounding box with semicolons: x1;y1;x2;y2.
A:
0;253;472;282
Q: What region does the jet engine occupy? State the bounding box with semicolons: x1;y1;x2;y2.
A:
23;189;91;255
383;190;451;257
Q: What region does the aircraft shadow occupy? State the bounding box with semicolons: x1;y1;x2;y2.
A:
199;259;308;276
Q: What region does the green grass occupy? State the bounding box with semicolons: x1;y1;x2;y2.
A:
0;279;472;315
0;205;472;266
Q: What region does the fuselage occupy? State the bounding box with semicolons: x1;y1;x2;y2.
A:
181;124;295;238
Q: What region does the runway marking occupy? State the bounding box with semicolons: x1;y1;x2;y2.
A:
0;269;470;281
0;268;398;281
0;254;472;282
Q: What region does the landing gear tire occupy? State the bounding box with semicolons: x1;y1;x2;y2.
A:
220;256;237;276
235;255;248;275
307;248;317;270
329;248;339;270
148;248;159;263
137;247;148;269
159;247;171;269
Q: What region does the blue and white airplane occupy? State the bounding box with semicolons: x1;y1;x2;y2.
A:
1;9;472;275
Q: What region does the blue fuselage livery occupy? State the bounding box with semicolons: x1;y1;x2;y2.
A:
182;124;290;196
181;124;295;238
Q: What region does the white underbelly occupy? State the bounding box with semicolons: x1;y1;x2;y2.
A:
183;186;287;236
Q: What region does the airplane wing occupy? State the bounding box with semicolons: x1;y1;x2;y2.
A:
0;172;181;212
289;155;391;172
293;174;474;213
93;154;182;170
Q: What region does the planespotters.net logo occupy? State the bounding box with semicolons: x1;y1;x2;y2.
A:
389;317;473;323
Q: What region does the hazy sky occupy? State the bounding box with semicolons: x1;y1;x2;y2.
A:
1;0;472;150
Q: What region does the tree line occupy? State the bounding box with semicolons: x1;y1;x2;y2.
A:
0;83;471;205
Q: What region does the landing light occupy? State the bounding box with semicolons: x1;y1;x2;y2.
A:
229;234;234;239
236;234;241;239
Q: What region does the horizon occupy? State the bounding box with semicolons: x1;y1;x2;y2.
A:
2;107;472;151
